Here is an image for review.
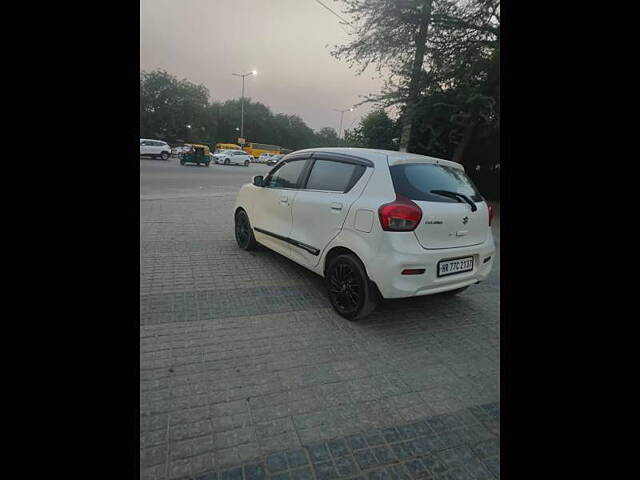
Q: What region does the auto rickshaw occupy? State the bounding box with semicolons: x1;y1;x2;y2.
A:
180;144;211;166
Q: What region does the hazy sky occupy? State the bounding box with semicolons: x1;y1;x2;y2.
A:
140;0;386;132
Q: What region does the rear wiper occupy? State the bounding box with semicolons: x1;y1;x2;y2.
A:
430;190;477;212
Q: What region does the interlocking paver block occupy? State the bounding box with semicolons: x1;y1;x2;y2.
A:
139;188;500;480
306;443;331;463
314;461;340;480
286;449;309;468
334;456;359;476
290;467;314;480
243;463;266;480
327;439;349;458
266;452;289;473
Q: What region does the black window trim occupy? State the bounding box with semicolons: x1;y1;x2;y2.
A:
309;151;374;168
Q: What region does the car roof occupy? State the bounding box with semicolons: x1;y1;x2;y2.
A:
290;147;464;171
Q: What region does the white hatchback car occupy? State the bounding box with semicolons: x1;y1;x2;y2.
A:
214;149;252;166
234;148;495;320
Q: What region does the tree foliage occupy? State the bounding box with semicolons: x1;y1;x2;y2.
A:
141;70;339;150
332;0;500;165
346;110;398;150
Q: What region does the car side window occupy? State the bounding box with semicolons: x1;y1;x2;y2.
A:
304;160;365;193
265;160;307;189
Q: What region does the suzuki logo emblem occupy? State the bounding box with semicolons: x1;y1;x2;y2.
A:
462;216;469;225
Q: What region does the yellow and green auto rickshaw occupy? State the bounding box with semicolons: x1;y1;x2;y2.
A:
180;144;211;166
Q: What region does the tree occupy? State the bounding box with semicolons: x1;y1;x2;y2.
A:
332;0;435;152
140;70;209;142
315;127;342;147
332;0;499;164
347;110;398;150
141;69;371;152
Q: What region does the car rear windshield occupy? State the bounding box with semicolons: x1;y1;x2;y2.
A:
389;163;482;203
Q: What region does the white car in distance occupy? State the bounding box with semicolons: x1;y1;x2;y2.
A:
140;139;171;160
213;149;252;166
258;153;274;163
233;148;495;320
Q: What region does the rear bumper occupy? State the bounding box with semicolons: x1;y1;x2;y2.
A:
368;233;495;299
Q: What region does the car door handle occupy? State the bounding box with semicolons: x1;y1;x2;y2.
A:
280;196;289;206
330;202;343;211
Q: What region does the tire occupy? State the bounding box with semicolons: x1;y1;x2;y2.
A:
244;160;249;167
439;286;469;296
205;161;210;166
180;159;185;165
235;210;257;251
224;158;230;165
161;152;169;160
325;254;378;320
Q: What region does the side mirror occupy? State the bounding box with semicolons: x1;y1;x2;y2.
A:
253;175;264;187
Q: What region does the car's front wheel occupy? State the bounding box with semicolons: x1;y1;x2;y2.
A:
224;158;230;165
161;152;169;160
235;210;257;250
326;254;377;320
244;160;249;167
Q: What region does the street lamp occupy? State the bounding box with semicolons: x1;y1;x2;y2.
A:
333;108;353;139
232;70;257;145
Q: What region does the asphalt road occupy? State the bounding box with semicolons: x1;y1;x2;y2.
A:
140;156;272;197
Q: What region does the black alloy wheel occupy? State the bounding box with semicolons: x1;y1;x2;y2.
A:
326;254;377;320
235;210;257;250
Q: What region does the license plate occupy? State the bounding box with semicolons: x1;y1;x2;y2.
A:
438;256;474;277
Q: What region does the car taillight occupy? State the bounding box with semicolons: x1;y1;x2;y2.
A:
379;195;422;231
488;205;494;226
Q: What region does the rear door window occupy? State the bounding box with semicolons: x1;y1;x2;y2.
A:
389;163;482;202
304;160;365;193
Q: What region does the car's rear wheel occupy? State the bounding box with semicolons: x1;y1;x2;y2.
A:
235;210;257;251
205;161;210;166
326;254;377;320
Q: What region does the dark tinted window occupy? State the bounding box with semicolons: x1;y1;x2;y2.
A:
267;160;307;189
305;160;365;193
390;163;482;202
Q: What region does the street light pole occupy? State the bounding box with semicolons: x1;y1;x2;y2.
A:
333;108;353;139
232;70;257;145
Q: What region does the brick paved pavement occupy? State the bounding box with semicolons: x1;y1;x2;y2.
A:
140;188;500;480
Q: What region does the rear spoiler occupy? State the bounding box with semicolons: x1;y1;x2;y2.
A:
387;156;465;171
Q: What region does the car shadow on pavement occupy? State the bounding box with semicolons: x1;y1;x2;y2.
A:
251;243;480;324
